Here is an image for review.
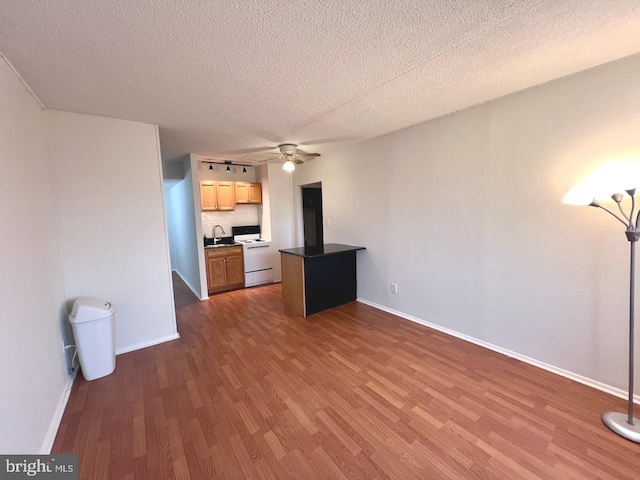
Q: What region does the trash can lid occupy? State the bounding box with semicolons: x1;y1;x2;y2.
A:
69;297;115;324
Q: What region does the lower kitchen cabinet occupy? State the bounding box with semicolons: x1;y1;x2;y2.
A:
206;246;245;294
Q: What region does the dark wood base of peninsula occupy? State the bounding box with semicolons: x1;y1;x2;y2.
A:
280;244;365;317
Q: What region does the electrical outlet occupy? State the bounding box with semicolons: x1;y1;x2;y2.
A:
391;283;398;294
325;217;331;226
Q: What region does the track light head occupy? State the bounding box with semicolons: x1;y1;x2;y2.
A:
242;166;247;173
208;164;213;171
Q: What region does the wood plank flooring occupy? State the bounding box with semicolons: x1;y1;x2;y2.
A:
52;282;640;479
172;272;200;308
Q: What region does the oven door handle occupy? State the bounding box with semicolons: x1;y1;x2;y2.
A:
247;245;271;249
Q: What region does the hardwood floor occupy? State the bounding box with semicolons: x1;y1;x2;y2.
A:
52;283;640;479
172;271;200;308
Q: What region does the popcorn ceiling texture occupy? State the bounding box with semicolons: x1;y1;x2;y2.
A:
201;205;260;239
1;1;639;160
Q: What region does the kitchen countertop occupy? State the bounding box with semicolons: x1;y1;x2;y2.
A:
279;244;365;258
204;242;242;249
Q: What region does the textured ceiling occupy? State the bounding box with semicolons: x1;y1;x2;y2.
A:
1;1;640;162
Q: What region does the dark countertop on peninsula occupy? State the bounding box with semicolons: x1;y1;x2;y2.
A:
279;243;365;258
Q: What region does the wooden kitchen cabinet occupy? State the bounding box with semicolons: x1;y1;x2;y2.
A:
216;181;235;210
200;182;218;211
200;181;236;211
206;246;244;294
249;183;262;204
206;255;228;291
235;182;262;204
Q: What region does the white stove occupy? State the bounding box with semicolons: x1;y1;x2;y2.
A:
235;238;269;244
232;226;273;287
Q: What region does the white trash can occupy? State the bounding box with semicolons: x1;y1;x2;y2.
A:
69;297;116;381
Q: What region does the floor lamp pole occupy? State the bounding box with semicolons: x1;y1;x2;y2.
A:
602;231;640;442
629;238;635;425
564;184;640;441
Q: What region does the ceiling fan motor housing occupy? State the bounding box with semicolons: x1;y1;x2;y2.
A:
278;143;298;155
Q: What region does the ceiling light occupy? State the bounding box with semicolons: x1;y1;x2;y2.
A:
242;166;247;173
283;160;295;172
208;164;213;171
226;165;231;172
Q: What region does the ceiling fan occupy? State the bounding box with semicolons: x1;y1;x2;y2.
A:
257;144;320;171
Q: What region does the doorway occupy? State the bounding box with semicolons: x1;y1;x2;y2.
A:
301;183;324;248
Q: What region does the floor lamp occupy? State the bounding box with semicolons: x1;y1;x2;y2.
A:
564;184;640;443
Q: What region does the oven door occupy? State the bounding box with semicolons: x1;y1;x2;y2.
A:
243;244;272;272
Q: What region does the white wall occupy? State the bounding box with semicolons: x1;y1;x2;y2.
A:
44;110;178;353
164;186;178;270
0;55;71;453
294;53;640;395
267;163;295;281
255;165;272;241
167;155;207;299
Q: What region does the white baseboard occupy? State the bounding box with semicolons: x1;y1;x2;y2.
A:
357;298;640;405
174;269;207;301
116;333;180;355
40;371;76;454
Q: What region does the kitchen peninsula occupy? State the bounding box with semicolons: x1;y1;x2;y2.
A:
280;244;365;316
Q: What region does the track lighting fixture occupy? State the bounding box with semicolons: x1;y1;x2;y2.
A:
201;160;251;173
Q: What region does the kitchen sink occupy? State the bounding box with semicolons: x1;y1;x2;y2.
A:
205;243;238;249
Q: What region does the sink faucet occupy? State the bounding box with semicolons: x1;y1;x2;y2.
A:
212;225;225;244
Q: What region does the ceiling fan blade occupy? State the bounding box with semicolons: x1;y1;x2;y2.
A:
295;147;321;156
293;158;304;164
256;158;285;163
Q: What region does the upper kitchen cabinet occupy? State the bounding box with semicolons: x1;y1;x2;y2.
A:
235;182;262;204
249;183;262;204
216;181;235;210
200;181;236;211
200;181;217;211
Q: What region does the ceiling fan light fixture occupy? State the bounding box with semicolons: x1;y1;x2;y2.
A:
283;160;295;172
